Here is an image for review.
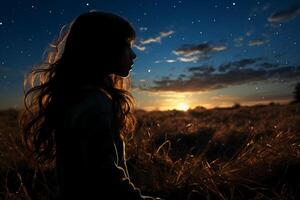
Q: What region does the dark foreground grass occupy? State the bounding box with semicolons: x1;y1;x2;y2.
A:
1;103;300;199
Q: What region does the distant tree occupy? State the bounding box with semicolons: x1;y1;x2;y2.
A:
232;103;241;109
294;82;300;103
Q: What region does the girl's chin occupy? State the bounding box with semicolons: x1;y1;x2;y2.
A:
112;64;132;77
115;69;130;77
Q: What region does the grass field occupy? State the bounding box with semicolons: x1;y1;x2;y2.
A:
0;103;300;199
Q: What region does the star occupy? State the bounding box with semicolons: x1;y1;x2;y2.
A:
0;22;2;25
86;3;90;6
232;2;236;6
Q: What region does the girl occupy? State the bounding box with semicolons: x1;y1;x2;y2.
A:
21;11;159;200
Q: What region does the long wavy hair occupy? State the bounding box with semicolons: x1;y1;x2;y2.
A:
20;11;137;162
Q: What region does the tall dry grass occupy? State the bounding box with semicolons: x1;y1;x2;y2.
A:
126;103;300;199
0;103;300;199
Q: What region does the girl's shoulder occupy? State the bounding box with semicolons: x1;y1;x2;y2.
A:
63;86;113;128
77;86;112;112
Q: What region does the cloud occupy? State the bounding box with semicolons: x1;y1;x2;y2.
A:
166;59;176;63
248;39;268;46
173;43;227;63
268;4;300;23
218;59;280;72
188;65;215;74
140;37;161;44
133;44;146;51
177;55;206;63
142;62;300;92
160;30;174;37
218;58;261;72
140;30;174;45
154;59;177;64
259;62;280;69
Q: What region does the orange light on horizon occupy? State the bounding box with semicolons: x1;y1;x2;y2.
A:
176;102;190;111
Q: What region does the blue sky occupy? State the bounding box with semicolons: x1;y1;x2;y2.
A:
1;0;300;110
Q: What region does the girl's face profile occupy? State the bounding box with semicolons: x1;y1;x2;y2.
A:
113;40;136;77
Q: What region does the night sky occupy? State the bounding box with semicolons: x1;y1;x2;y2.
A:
1;0;300;110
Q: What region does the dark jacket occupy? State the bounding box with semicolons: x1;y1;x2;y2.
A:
55;86;147;199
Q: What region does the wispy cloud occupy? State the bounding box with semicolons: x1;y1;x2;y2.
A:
218;58;261;72
177;55;205;63
141;59;300;92
268;4;300;23
160;30;174;37
188;65;216;74
154;59;177;64
133;44;146;51
134;30;174;52
140;30;174;45
166;59;176;63
248;39;268;46
173;43;227;63
259;62;280;69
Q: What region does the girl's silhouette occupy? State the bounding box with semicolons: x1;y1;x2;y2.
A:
20;11;159;200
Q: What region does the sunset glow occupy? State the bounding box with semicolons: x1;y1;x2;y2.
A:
177;102;189;111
